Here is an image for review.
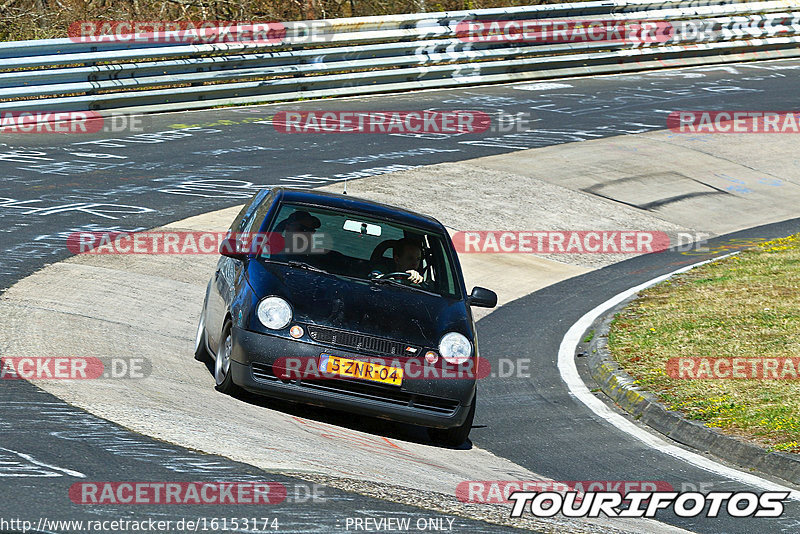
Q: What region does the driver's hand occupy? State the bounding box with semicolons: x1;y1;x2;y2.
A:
406;270;423;284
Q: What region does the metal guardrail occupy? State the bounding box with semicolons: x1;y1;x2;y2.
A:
1;0;799;113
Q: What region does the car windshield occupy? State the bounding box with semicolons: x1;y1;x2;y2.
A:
260;202;461;298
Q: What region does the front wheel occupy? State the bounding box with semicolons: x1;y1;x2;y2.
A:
194;311;211;363
429;395;476;447
215;320;242;396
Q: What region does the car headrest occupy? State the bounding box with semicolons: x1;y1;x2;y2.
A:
370;239;399;263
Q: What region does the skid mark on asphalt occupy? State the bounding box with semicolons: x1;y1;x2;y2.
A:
292;417;445;469
581;172;731;211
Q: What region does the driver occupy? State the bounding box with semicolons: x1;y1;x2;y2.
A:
275;210;321;254
389;238;424;285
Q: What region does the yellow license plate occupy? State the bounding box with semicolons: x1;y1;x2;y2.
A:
319;354;403;386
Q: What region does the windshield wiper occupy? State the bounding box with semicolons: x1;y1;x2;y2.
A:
287;260;329;274
369;276;438;296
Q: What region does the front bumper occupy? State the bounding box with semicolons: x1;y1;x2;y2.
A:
229;326;475;429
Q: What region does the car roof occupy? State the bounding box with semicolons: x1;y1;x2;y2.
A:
271;187;447;233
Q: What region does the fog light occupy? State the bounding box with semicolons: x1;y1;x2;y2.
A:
289;325;304;339
424;351;438;364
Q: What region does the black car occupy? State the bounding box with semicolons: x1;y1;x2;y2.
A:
195;188;497;445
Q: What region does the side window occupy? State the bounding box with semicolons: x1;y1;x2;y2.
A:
230;189;271;234
243;195;275;235
229;204;250;234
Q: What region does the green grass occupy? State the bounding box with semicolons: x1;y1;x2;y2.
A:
608;234;800;454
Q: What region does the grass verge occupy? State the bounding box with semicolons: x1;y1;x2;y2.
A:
608;233;800;454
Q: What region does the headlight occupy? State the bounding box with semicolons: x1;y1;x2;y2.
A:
257;297;292;330
438;332;472;364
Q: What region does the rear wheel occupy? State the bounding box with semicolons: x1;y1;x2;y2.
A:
430;395;476;447
215;320;242;396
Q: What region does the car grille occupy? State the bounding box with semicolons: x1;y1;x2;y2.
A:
250;362;458;415
305;325;420;357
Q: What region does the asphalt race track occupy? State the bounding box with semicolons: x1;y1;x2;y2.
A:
2;59;800;533
0;379;523;534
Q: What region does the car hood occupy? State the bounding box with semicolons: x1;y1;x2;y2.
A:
247;260;470;348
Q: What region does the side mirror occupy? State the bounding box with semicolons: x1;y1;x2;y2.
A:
468;286;497;308
219;237;248;260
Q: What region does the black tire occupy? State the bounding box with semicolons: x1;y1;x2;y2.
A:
194;311;211;363
430;395;476;447
215;320;242;396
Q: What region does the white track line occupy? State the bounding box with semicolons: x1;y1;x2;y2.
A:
0;447;86;478
557;252;800;501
